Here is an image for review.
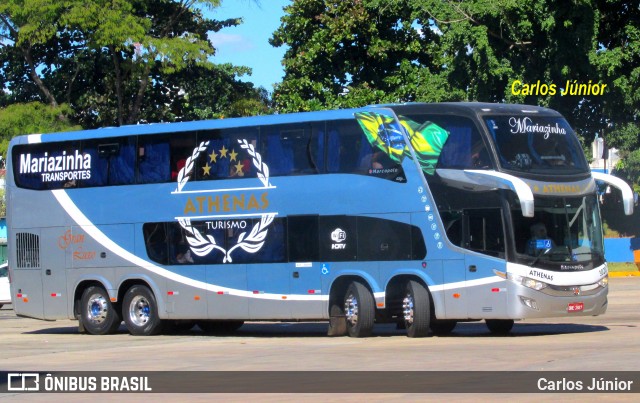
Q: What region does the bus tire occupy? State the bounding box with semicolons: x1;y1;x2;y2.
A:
486;319;514;335
80;285;121;335
403;280;430;338
430;319;457;335
197;320;244;334
123;285;163;336
344;281;375;338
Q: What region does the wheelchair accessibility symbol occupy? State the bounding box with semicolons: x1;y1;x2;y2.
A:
321;264;330;275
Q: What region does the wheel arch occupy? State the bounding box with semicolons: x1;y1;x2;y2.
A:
116;277;166;319
328;274;375;316
385;273;433;318
73;279;113;319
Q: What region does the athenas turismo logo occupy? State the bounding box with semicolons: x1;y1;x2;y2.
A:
173;139;276;263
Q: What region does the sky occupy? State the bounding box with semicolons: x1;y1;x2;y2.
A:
208;0;291;92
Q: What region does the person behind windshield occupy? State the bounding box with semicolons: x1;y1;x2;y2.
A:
525;222;556;255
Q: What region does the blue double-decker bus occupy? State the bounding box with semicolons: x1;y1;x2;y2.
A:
6;103;634;337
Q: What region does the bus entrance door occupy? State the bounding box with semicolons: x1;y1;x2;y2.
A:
441;259;468;319
461;209;508;319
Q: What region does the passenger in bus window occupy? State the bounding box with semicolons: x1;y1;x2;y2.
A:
172;158;186;181
525;223;556;255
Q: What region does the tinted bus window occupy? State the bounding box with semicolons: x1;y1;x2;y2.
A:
326;119;406;181
143;223;169;265
138;132;196;184
196;128;259;180
82;136;136;187
485;115;588;174
357;216;413;261
402;114;490;170
138;136;171;184
262;123;319;176
229;217;287;264
13;141;85;190
288;215;319;262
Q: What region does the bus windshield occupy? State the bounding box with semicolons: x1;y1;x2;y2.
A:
484;115;589;174
512;194;604;269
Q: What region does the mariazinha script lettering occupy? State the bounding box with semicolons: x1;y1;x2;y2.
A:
20;151;92;182
509;117;567;139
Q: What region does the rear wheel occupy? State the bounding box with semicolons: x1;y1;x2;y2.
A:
123;285;163;336
80;285;121;335
402;280;430;338
486;319;514;335
344;281;375;338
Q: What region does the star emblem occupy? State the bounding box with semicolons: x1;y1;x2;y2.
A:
202;164;211;176
229;148;238;162
219;145;228;158
209;150;217;163
234;162;245;176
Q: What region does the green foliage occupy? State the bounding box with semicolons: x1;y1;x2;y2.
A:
272;0;639;165
0;0;268;127
271;0;457;111
0;103;80;158
0;187;5;217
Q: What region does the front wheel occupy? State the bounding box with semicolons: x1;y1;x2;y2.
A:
80;285;121;335
344;281;375;338
486;319;514;335
403;280;431;338
123;285;163;336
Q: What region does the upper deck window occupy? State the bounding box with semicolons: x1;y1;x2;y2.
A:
396;114;491;173
484;115;588;175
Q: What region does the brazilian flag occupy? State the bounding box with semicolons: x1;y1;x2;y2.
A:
354;112;406;163
355;112;449;175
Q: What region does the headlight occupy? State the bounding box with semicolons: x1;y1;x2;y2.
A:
507;273;548;290
522;277;548;290
597;276;609;288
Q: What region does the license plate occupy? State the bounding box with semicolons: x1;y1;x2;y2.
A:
567;302;584;312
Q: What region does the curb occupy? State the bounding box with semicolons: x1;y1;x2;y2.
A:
609;271;640;277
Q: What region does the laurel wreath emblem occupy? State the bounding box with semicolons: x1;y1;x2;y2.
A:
175;139;275;263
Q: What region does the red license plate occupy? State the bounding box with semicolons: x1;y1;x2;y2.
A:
567;302;584;312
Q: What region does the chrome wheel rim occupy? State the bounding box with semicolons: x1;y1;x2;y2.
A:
345;294;359;326
402;293;414;325
87;293;109;325
129;295;151;327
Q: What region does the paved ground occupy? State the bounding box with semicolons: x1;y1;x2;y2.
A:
1;276;639;401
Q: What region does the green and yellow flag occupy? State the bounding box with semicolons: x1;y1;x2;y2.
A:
355;111;449;175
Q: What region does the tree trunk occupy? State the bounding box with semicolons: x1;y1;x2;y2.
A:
22;45;59;108
110;46;125;126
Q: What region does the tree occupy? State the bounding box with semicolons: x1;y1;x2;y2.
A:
1;0;268;127
271;0;460;112
0;102;81;159
272;0;638;166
